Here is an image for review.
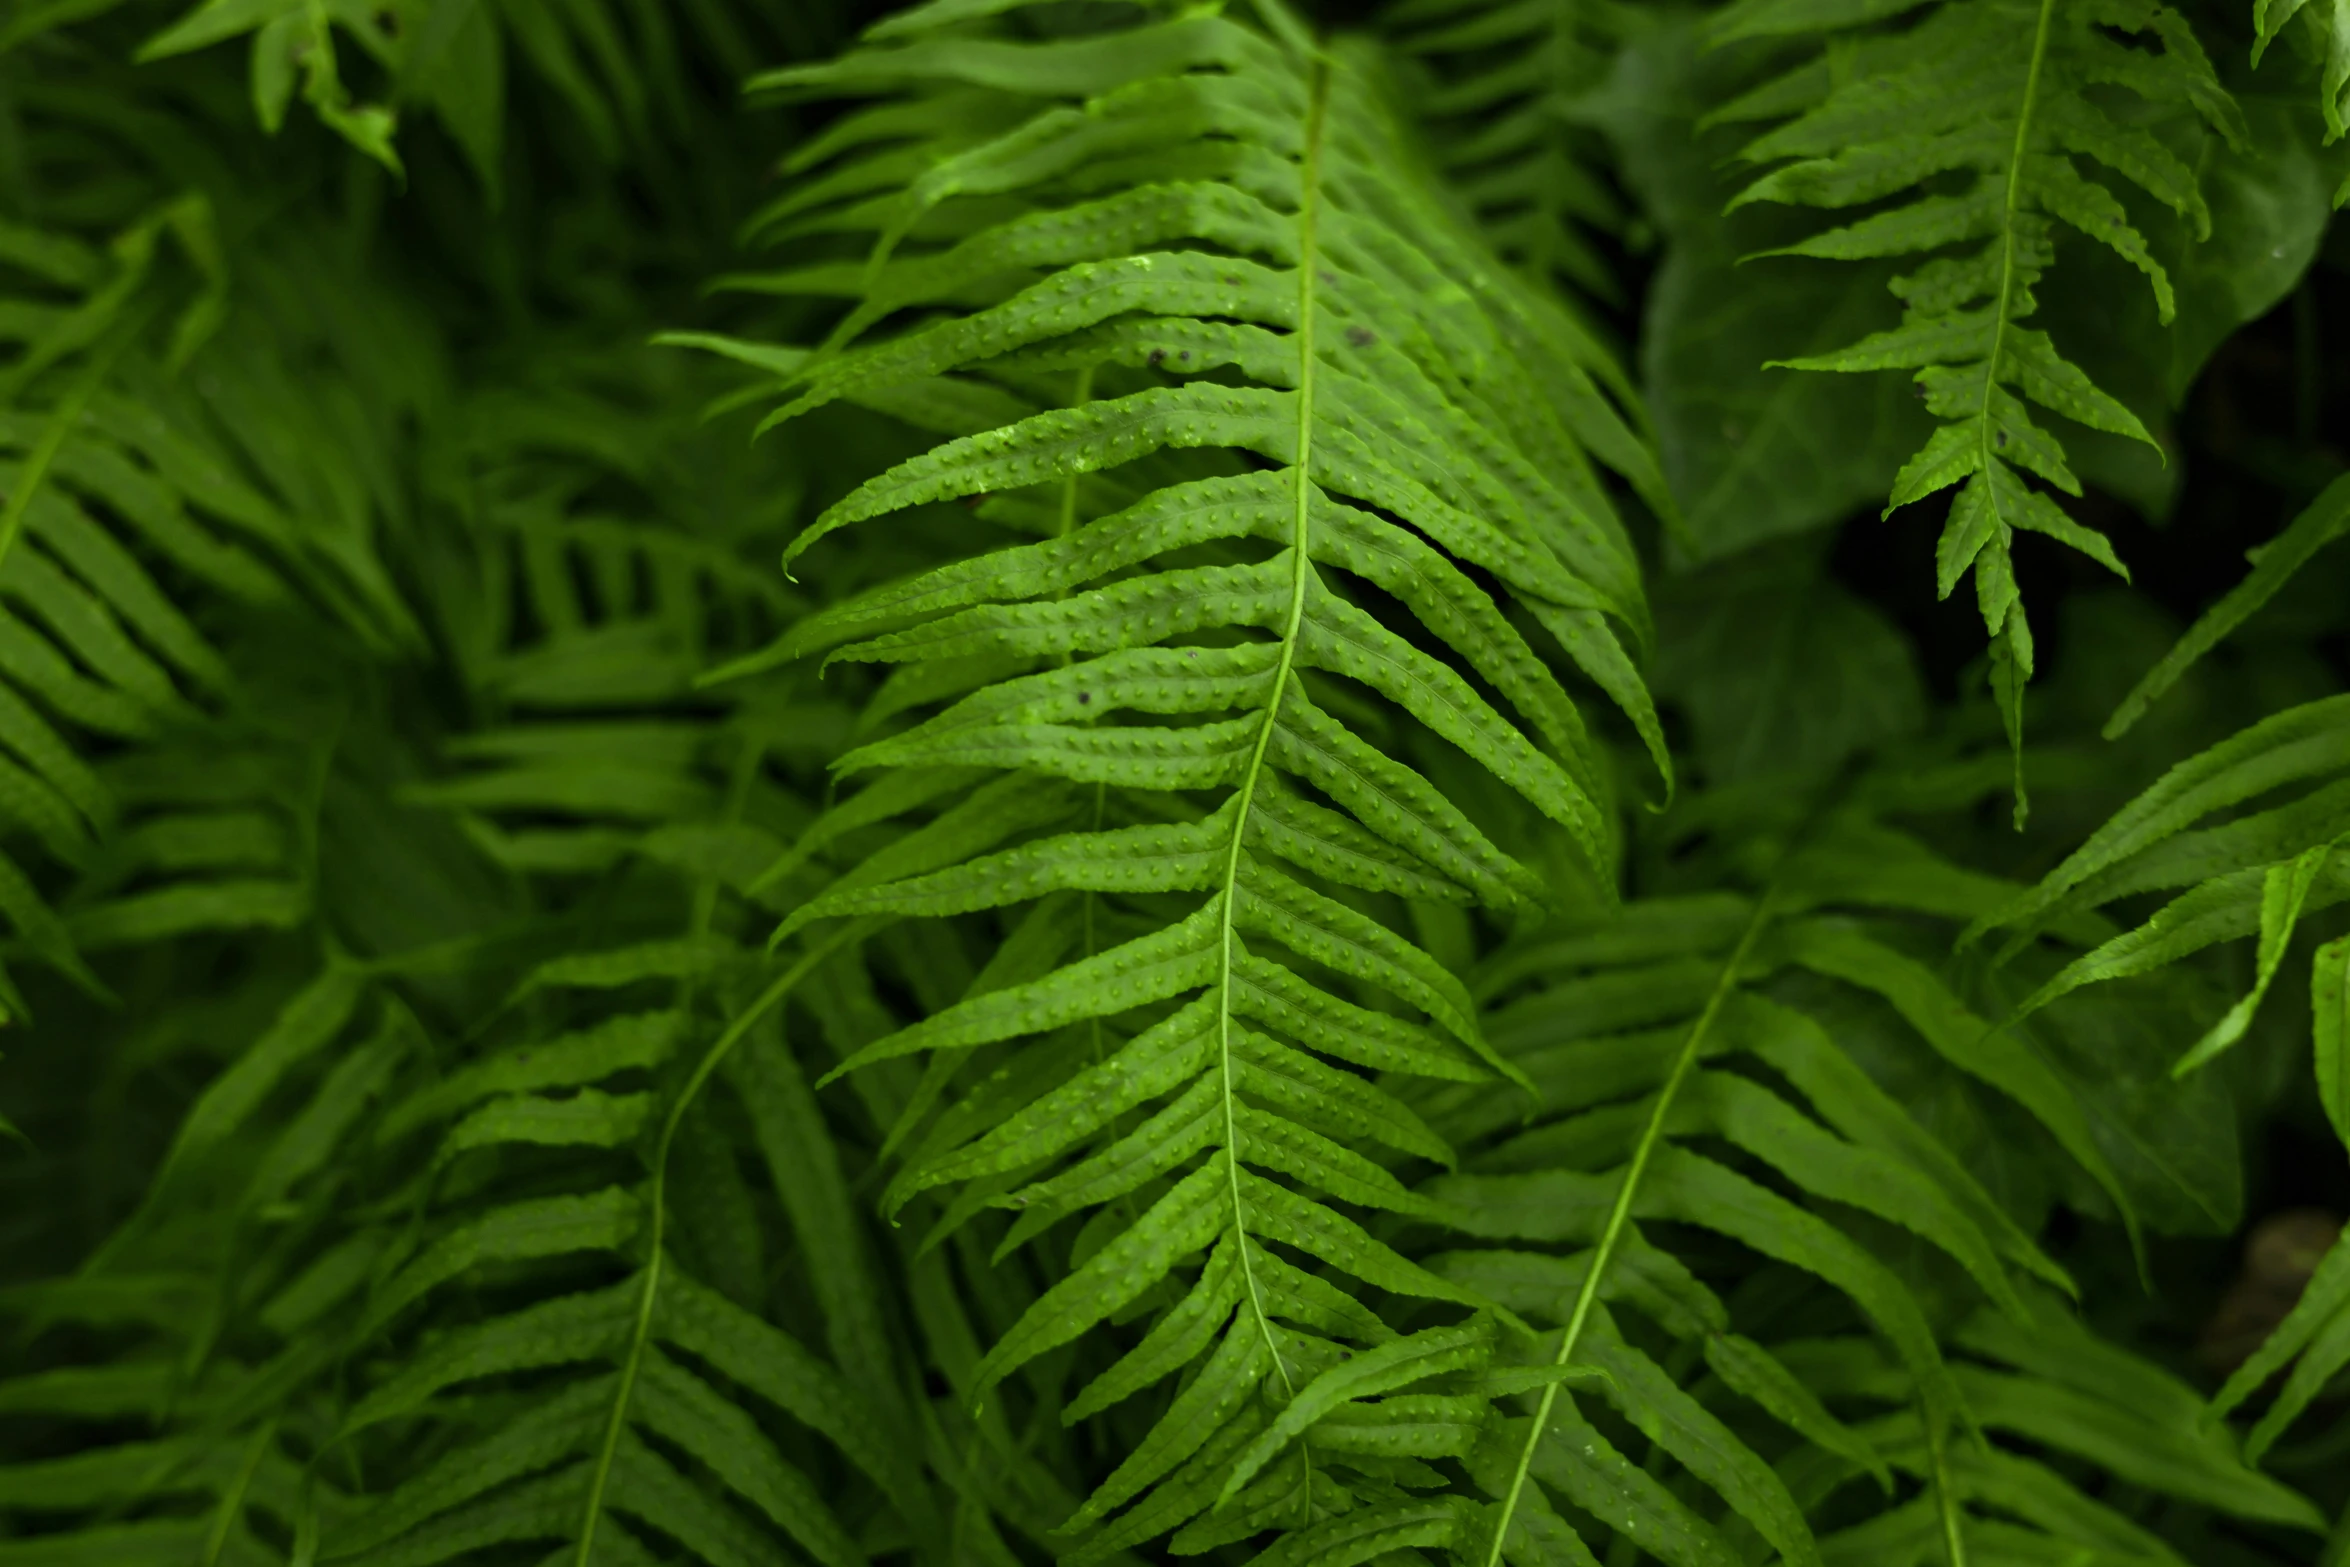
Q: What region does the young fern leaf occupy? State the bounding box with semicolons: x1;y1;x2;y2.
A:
1715;0;2243;822
698;3;1671;1559
139;1;404;172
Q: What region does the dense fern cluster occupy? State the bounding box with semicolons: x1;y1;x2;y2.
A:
4;1;2350;1566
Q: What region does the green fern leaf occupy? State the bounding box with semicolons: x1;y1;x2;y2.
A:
1723;0;2243;816
690;3;1679;1558
1415;795;2251;1567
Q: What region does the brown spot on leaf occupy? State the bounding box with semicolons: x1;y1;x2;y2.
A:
1345;326;1376;348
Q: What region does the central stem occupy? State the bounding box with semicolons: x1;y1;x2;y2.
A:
1210;48;1330;1514
1478;895;1775;1567
1972;0;2058;508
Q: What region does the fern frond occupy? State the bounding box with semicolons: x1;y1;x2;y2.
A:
0;961;404;1566
317;947;909;1567
1717;0;2243;819
138;0;404;171
1431;802;2321;1567
689;4;1678;1560
1779;1292;2326;1561
1383;0;1631;307
0;190;419;1001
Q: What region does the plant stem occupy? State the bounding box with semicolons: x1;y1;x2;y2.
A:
1479;892;1775;1567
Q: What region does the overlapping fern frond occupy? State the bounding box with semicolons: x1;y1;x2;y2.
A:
0;964;400;1565
1962;472;2350;1484
318;954;925;1567
9;2;2350;1566
1431;796;2322;1567
1965;474;2350;1079
289;335;946;1567
0;330;918;1564
0;121;426;1015
678;1;1684;1559
1382;0;1630;303
1712;0;2244;817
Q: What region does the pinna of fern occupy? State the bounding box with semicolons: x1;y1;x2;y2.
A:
677;0;1687;1560
2250;0;2350;195
1710;0;2244;823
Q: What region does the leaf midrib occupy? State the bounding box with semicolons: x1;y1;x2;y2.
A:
1476;894;1776;1567
1211;48;1331;1489
1970;0;2060;553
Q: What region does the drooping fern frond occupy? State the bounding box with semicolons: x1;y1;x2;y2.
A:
1382;0;1630;305
1711;0;2244;820
1968;689;2350;1048
682;1;1678;1559
2206;1215;2350;1475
